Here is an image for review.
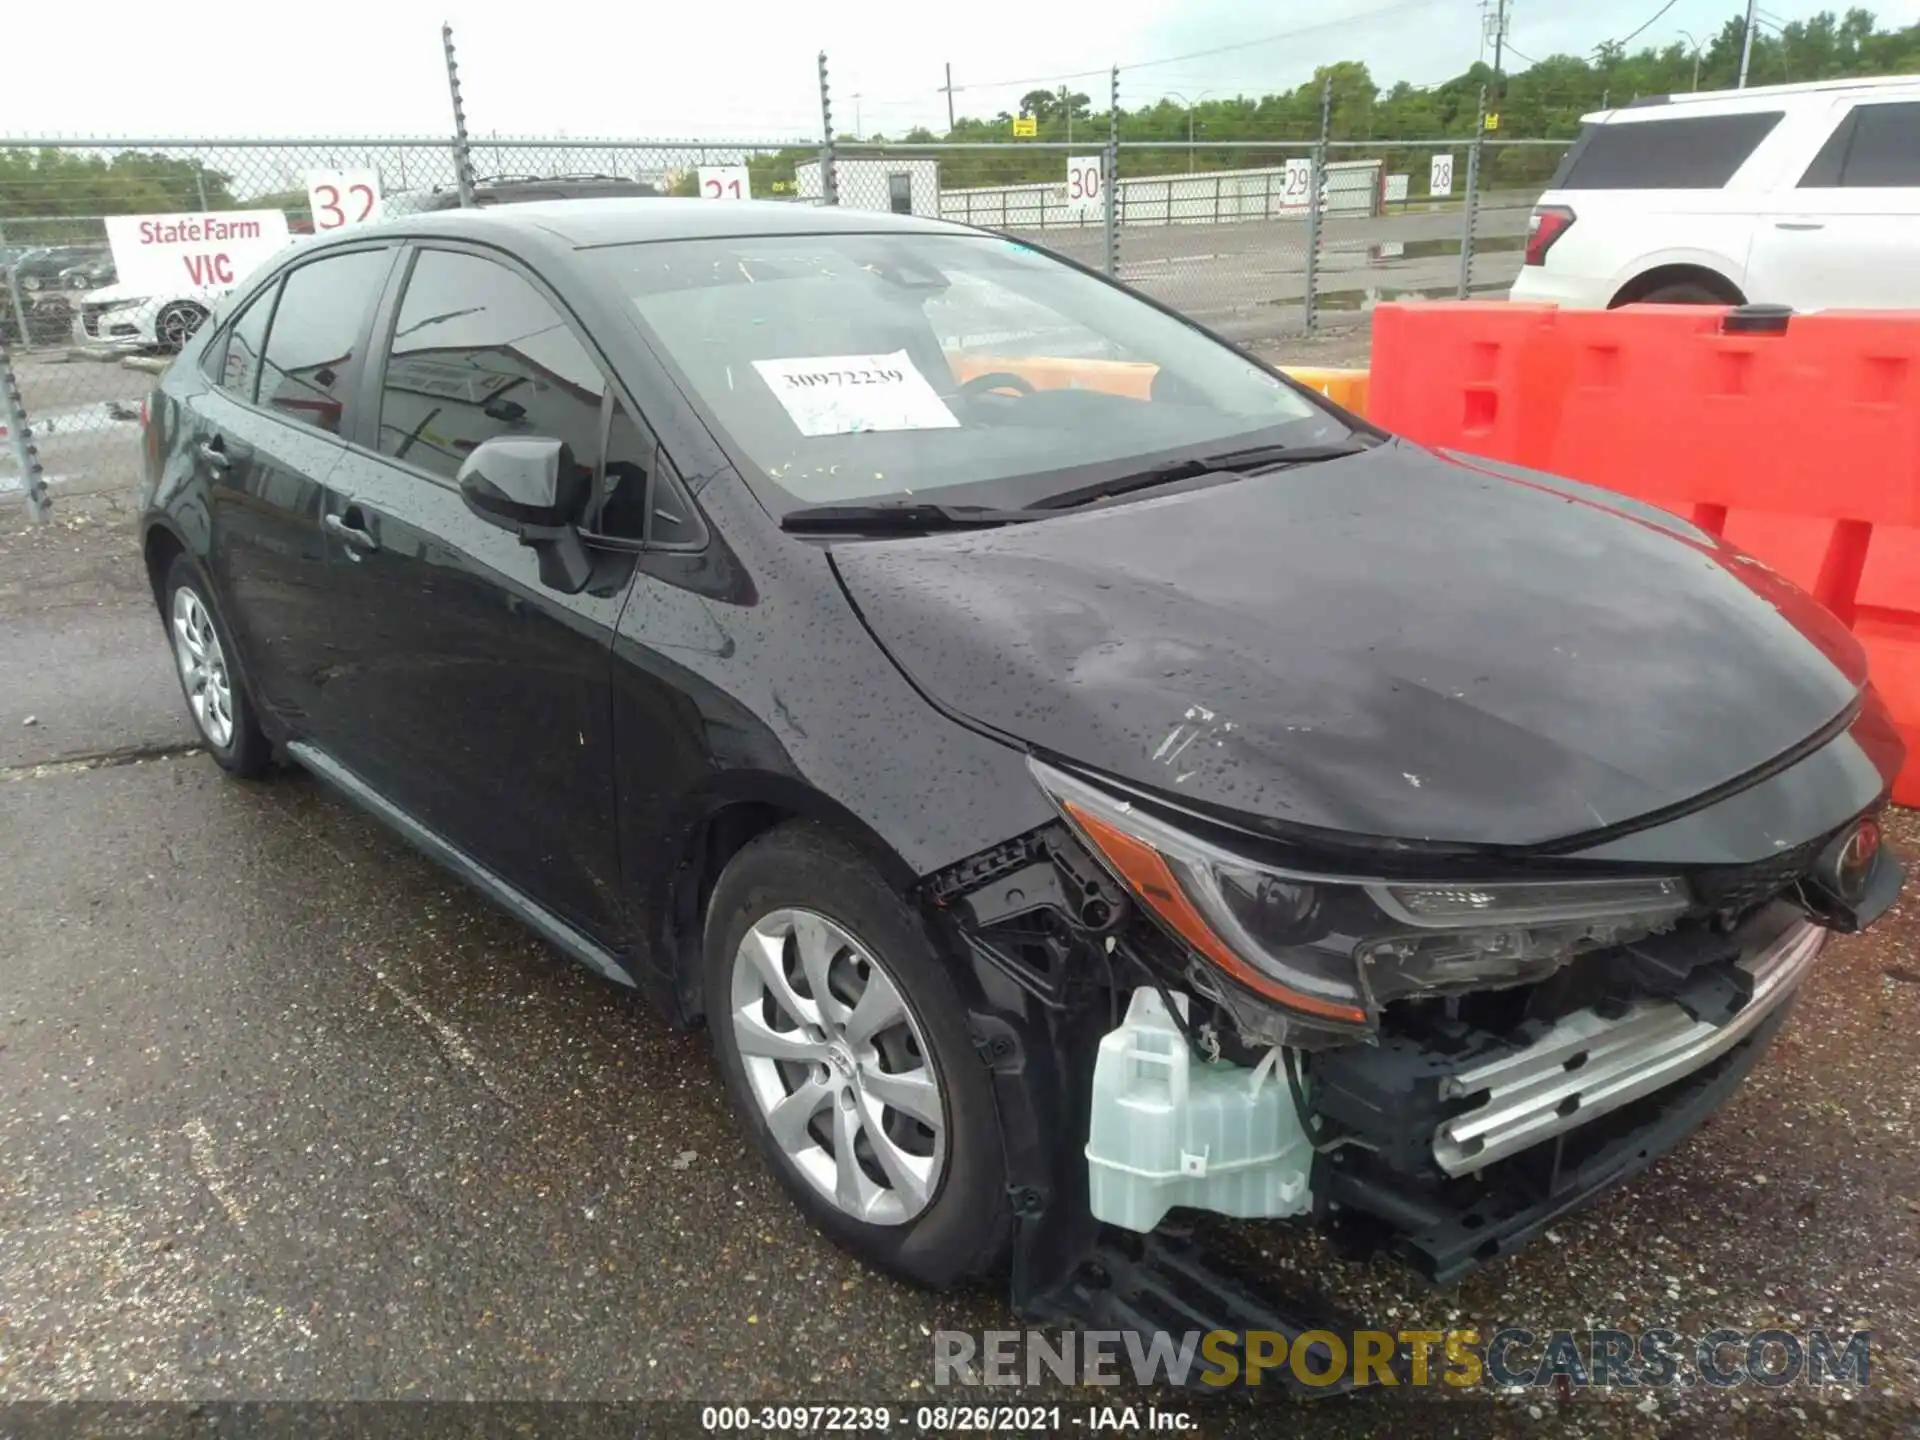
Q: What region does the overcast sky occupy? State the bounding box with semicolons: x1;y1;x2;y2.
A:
8;0;1919;141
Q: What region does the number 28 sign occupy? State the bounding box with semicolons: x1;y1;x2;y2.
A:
305;169;383;231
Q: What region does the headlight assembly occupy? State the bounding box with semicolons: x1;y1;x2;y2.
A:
1030;758;1689;1031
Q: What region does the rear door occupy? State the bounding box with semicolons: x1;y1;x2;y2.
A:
1534;106;1787;301
315;243;637;943
1748;97;1920;310
182;245;397;727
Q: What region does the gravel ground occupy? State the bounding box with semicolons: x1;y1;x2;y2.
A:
0;494;1916;1438
1249;322;1376;371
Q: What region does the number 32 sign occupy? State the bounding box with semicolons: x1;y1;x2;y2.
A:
305;169;382;231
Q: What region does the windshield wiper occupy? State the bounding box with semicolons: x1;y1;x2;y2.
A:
1028;438;1377;513
780;501;1036;534
1201;438;1378;469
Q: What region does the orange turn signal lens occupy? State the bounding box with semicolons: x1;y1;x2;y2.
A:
1061;800;1368;1025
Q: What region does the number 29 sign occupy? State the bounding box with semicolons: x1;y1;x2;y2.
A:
305;169;383;231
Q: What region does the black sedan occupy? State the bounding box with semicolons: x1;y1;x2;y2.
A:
10;244;106;292
136;200;1904;1337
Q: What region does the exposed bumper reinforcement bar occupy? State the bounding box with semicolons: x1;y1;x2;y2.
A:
1433;919;1825;1177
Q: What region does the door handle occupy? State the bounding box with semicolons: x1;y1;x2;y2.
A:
324;509;379;556
1774;220;1825;231
196;439;232;472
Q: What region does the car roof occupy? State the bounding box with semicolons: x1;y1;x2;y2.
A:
1586;71;1920;123
358;197;966;248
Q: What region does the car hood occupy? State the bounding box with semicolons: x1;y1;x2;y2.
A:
81;281;149;305
830;442;1868;849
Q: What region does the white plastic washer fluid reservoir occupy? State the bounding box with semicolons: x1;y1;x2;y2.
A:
1084;988;1316;1233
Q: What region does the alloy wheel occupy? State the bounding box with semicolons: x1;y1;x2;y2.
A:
729;908;946;1226
158;305;203;351
170;585;235;749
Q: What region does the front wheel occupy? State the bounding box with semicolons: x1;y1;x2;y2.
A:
154;302;208;352
704;823;1013;1288
163;555;272;778
1631;281;1731;305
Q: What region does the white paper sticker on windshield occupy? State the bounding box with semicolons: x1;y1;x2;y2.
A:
752;351;960;436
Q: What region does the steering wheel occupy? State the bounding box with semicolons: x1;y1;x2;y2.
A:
958;371;1037;400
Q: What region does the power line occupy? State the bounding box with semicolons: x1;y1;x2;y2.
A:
943;0;1450;92
1122;0;1441;72
944;65;1115;94
1600;0;1684;52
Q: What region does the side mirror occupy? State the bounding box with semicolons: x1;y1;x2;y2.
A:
457;436;593;593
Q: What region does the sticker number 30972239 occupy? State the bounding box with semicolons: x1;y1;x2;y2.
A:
778;366;906;389
751;350;961;436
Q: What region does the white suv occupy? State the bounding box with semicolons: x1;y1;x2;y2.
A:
1511;75;1920;311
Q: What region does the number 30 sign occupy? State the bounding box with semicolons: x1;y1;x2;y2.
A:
305;169;383;231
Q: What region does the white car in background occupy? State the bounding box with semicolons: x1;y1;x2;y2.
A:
74;282;219;352
1511;74;1920;310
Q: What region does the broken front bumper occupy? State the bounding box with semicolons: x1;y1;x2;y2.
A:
1075;915;1823;1286
1433;918;1823;1175
1310;913;1824;1283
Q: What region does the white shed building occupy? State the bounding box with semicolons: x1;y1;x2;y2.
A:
794;157;942;217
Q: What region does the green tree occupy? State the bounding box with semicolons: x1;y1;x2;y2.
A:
0;148;237;219
857;7;1919;189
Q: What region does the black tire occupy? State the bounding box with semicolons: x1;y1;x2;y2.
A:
704;822;1013;1288
1631;281;1730;305
162;554;273;779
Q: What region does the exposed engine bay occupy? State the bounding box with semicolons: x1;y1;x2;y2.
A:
925;781;1900;1286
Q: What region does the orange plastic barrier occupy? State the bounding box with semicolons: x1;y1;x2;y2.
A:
1369;301;1920;807
943;355;1369;414
1281;366;1370;415
947;353;1158;399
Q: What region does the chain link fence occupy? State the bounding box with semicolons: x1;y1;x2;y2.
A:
1470;138;1576;295
1;115;1574;516
0;135;816;515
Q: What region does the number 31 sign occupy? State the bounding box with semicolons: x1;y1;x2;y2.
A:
305;169;383;231
698;166;751;200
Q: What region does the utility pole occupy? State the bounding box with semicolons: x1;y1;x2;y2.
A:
851;93;863;137
1487;0;1511;99
1738;0;1757;87
942;63;955;131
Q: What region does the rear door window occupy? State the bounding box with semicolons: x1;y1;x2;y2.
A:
257;248;396;436
1801;101;1920;188
1549;111;1785;190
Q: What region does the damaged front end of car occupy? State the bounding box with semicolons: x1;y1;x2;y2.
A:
919;712;1905;1393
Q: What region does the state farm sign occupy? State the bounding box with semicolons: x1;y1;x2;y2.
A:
104;210;292;296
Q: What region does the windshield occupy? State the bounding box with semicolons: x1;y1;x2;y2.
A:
592;232;1345;510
